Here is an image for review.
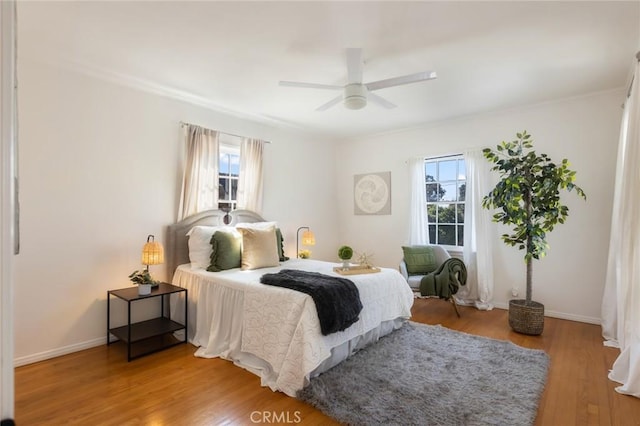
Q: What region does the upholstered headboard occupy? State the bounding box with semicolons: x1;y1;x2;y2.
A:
166;209;266;277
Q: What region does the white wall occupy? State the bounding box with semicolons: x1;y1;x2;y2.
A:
14;58;338;364
335;89;624;323
13;56;626;363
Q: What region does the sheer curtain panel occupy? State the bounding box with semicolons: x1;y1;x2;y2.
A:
602;56;640;398
458;148;494;310
601;85;631;345
237;138;265;213
408;157;428;245
1;0;18;420
177;124;220;220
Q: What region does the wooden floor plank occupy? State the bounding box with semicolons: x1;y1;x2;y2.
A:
14;298;640;425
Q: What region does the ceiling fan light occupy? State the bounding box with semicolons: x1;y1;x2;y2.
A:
344;96;367;110
344;84;368;110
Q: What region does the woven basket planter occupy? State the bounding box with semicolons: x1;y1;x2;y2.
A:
509;299;544;335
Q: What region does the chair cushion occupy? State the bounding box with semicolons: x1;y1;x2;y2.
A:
406;275;423;290
402;245;438;275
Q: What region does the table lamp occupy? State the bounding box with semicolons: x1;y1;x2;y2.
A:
296;227;316;258
142;234;164;277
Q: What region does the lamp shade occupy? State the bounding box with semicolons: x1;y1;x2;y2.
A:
142;235;164;266
296;226;316;259
301;230;316;246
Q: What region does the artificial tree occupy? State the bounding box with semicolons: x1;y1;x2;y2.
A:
482;131;586;334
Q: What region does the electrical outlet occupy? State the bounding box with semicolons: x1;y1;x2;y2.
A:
511;288;519;298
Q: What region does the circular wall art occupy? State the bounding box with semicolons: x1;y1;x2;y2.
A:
354;172;391;215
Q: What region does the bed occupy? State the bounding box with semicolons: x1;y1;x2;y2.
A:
168;209;414;397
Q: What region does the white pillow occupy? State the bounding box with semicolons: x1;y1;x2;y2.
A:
237;225;280;270
235;221;277;230
186;225;224;269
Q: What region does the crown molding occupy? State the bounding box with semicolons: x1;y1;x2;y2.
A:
25;54;307;133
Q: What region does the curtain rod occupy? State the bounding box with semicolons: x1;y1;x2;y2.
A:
179;121;271;144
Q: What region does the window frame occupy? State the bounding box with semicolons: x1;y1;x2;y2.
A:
424;154;466;250
218;136;241;211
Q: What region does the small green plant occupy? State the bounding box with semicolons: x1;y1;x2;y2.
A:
338;245;353;260
128;270;157;285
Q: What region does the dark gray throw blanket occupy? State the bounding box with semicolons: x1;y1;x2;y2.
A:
420;258;467;300
260;269;363;335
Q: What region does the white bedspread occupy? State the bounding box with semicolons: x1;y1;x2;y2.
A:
171;259;414;396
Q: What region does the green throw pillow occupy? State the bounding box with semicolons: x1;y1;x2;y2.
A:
276;228;290;262
402;245;437;275
207;230;242;272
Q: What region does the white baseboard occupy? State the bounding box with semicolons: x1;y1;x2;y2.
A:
14;337;106;367
492;301;601;325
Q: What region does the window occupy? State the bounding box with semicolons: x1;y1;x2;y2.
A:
425;155;466;247
218;142;240;211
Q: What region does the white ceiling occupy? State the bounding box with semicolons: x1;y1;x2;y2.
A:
17;1;640;140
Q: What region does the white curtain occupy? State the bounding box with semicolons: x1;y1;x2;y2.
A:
602;58;640;398
408;157;429;244
177;124;220;220
237;138;265;213
1;0;18;420
457;148;494;310
602;85;631;344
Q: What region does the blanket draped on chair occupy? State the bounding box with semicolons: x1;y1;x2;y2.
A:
260;269;363;335
419;258;467;299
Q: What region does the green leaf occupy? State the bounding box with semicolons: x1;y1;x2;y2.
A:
482;131;586;268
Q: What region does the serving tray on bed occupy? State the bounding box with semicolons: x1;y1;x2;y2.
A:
333;265;381;275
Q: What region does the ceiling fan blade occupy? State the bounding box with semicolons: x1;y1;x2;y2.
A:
368;92;397;109
279;81;342;90
316;95;343;111
346;48;363;84
365;71;437;92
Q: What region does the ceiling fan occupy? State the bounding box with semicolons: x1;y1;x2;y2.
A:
279;48;437;111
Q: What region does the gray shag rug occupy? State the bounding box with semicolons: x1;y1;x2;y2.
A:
297;321;549;426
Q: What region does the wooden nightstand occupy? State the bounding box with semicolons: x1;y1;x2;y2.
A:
107;282;187;361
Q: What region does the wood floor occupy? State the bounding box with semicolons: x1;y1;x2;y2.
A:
14;298;640;425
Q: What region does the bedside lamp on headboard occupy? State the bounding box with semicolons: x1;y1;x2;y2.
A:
142;234;165;275
296;227;316;258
